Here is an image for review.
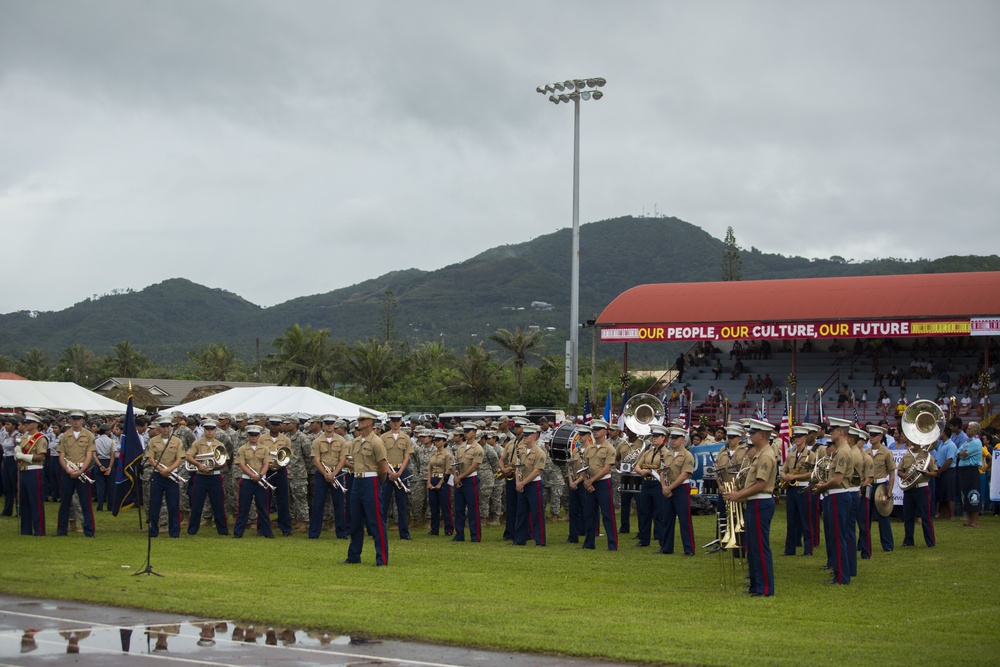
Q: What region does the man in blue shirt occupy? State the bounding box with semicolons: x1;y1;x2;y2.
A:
956;422;983;527
933;430;957;520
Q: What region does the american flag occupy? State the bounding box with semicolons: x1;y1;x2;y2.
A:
778;404;790;463
852;399;861;427
760;396;767;422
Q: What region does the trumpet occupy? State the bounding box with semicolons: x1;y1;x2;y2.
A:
65;460;95;485
155;461;186;486
185;445;228;473
386;463;410;492
246;465;276;490
320;462;347;493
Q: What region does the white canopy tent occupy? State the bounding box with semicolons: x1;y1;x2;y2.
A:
0;379;139;414
164;386;384;420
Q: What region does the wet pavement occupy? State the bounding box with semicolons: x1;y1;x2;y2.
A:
0;594;633;667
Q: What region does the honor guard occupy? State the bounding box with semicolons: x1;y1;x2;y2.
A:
15;413;48;536
722;419;777;596
581;419;618;551
233;425;274;538
336;408;389;565
310;416;349;539
513;424;546;546
146;417;185;538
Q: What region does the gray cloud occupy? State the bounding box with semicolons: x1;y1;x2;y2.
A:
1;1;997;313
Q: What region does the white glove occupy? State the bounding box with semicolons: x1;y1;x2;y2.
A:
15;449;32;462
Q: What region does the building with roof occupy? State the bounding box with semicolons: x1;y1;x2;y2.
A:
92;377;273;409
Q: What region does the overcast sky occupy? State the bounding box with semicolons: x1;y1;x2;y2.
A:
2;2;998;314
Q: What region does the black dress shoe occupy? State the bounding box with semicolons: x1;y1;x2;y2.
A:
820;565;832;570
427;531;438;536
618;528;628;534
451;536;464;542
400;536;411;540
341;559;360;565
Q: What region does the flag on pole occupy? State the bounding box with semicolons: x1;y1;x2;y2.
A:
760;396;767;423
664;399;670;425
852;398;861;428
687;394;694;429
603;387;612;422
112;396;145;517
583;389;592;421
803;399;810;425
778;398;791;463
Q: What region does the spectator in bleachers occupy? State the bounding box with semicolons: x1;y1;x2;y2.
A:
859;389;868;406
829;339;843;353
770;388;782;405
763;373;773;392
744;377;755;395
800;340;813;353
959;393;973;415
675;354;686;382
754;374;763;394
879;390;891;418
888;366;901;386
736;392;750;410
730;341;742;359
712;359;723;380
895;398;907;418
668;388;679;404
730;359;744;379
761;341;771;359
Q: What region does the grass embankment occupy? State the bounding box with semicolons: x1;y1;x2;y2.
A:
1;504;997;666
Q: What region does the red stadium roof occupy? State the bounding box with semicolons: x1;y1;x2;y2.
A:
597;271;1000;342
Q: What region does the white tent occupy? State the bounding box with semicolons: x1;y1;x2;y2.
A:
0;379;139;414
164;386;384;420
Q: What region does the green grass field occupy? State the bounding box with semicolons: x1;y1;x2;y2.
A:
1;501;997;667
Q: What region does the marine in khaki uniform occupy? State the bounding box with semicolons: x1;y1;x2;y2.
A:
900;437;938;548
452;422;484;542
185;421;229;536
309;416;348;539
566;426;592;543
633;425;666;547
856;428;875;559
259;417;293;536
779;426;814;556
426;430;455;536
722;419;777;597
55;417;96;537
513;424;546;546
581;419;618;551
145;417;185;538
867;425;896;552
813;416;854;585
658;427;696;555
498;419;527;540
380;412;414;540
844;427;866;578
233;426;273;538
336;408;389;565
15;413;49;536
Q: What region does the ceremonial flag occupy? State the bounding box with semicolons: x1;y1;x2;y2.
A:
583;389;592;421
113;396;145;517
778;403;790;463
852;399;861;428
664;400;670;425
760;397;767;422
603;388;612;422
687;394;693;429
803;400;810;424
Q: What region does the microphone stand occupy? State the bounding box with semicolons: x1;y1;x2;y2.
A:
134;426;173;577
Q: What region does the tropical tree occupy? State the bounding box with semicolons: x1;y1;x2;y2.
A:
108;340;149;377
266;324;333;388
721;226;743;281
452;342;503;405
406;340;455;375
17;348;51;380
189;343;242;381
342;339;397;399
59;344;98;384
489;327;545;403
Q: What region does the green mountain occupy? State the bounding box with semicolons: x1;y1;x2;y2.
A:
2;215;997;366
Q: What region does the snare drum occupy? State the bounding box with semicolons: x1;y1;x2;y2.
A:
619;473;643;495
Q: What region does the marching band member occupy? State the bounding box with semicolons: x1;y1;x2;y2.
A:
426;430;455;536
845;425;866;578
185;420;229;536
259;416;293;536
634;424;667;547
56;411;96;537
722;419;777;596
813;417;854;584
614;423;640;534
802;423;824;550
145;417;184;538
856;428;875;559
15;413;48;536
513;423;546;546
779;426;813;556
337;408;389;565
659;427;695;556
867;425;896;552
581;419;618;551
566;425;592;543
452;422;484;542
901;434;938;548
380;411;414;540
310;415;349;539
233;425;273;538
498;418;527;540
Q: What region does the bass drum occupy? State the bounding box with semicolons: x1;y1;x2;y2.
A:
548;423;579;463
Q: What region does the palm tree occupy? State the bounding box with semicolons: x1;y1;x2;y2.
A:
452;343;503;405
59;344;97;384
190;343;241;381
110;340;148;377
406;340;455;375
342;339;397;399
17;348;51;380
266;324;333;388
489;327;545;403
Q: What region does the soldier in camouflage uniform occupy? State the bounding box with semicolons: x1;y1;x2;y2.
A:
537;419;565;523
476;430;498;525
171;412;196;518
408;428;432;528
481;431;505;525
283;417;312;531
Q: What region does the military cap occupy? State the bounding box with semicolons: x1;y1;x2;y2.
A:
386;411;404;420
648;424;669;437
157;416;173;426
589;419;609;430
68;410;87;419
357;407;380;421
866;425;886;435
246;425;263;435
234;412;249;421
746;419;775;433
202;420;218;429
23;412;42;424
521;423;540;434
461;421;478;431
827;417;852;429
668;427;689;438
791;425;810;437
218;412;232;420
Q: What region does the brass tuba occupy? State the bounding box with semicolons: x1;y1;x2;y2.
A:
622;393;665;437
900;399;944;448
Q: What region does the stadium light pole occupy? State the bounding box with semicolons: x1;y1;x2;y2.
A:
536;77;606;410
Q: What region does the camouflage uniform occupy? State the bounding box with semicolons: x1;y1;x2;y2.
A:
477;440;498;522
487;442;505;522
541;454;565;518
409;440;432;525
172;423;196;515
286;427;312;526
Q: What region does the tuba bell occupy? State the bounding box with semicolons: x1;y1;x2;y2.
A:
621;393;665;437
900;399;944;448
271;447;292;468
185;445;228;472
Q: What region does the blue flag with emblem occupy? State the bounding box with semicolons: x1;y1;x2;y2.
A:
603;388;612;422
113;396;145;517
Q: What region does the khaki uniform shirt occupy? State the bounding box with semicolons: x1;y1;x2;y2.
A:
145;435;184;469
899;450;938;486
862;451;875;483
56;428;96;467
583;440;616;478
871;444;896;479
781;447;812;477
849;445;864;486
522;443;546;481
635;446;663;478
18;433;48;472
665;448;695;485
235;443;271;475
186;437;224;475
569;445;587;478
456;441;484;475
830;445;853;490
428;449;454;478
714;445;746;484
381;431;414;467
312;434;347;472
348;433;387;475
258;433;292;461
616;439;642;463
744;446;777;494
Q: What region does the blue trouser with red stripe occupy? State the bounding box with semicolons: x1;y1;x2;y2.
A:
807;488;821;549
583;477;618;550
148;474;180;538
19;469;46;536
659;483;694;555
745;497;775;596
428;477;453;535
347;475;388;565
638;479;664;546
380;470;410;538
567;483;586;542
847;492;859;576
827;492;852;584
514;479;545;545
310;470;347;538
857;488;872;558
2;456;19;515
502;478;517;539
903;485;935;547
454;475;481;541
784;485;811;555
57;471;95;537
188;474;228;535
871;480;894;551
235;478;272;538
267;468;292;535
